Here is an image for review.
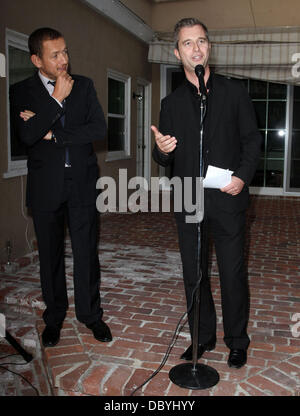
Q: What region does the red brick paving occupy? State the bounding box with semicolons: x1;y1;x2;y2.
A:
0;195;299;397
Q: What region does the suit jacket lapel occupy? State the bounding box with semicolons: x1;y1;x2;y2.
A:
31;71;51;100
31;71;66;128
207;74;226;145
177;82;199;144
63;77;77;127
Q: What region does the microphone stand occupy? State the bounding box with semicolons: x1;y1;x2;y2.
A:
169;76;219;390
4;330;33;363
1;313;33;362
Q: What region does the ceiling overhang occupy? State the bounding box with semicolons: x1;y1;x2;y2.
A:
80;0;155;43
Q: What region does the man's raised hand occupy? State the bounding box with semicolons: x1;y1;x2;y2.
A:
151;125;177;154
52;71;74;103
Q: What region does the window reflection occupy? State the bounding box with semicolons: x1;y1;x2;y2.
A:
107;118;125;152
266;159;284;187
9;45;35;161
266;131;285;158
253;102;266;129
108;78;125;115
268;102;286;129
247;80;287;188
249;79;267;99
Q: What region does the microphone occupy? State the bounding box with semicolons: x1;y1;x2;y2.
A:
194;65;207;98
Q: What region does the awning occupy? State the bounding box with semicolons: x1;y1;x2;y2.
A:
148;27;300;84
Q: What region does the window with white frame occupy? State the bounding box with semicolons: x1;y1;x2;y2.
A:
107;69;131;160
4;29;35;178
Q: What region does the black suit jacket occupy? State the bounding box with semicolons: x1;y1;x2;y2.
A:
10;72;106;211
153;73;262;220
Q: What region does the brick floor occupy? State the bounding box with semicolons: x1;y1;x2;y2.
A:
0;195;299;397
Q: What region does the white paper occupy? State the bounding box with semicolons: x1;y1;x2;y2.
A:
203;165;233;189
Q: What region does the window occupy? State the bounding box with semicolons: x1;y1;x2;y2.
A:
230;78;288;189
224;78;300;194
247;79;287;188
4;29;35;178
107;69;131;160
288;86;300;190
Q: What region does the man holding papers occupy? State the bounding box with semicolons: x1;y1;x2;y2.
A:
152;18;261;369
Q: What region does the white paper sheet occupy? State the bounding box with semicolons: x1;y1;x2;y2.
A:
203;165;233;189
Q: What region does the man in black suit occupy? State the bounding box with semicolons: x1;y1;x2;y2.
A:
152;18;261;368
10;27;112;347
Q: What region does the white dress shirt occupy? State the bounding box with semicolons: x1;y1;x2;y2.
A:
38;71;71;167
38;71;63;107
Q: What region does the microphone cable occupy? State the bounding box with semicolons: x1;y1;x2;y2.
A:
0;353;40;396
130;274;202;396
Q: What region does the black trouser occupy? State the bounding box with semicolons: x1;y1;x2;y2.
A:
32;173;102;327
176;196;250;350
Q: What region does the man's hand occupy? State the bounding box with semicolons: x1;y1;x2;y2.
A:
43;131;53;140
221;176;245;195
151;125;177;154
20;110;35;121
52;71;74;103
19;110;52;140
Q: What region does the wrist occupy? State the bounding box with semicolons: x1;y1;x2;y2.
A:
52;92;64;104
158;147;169;156
51;131;57;142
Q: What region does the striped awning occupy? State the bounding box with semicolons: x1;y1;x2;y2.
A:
148;27;300;84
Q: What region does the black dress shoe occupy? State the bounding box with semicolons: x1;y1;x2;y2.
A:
227;349;247;369
42;325;61;347
86;320;112;342
180;339;216;361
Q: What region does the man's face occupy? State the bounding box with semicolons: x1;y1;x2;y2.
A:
31;37;69;80
174;25;211;74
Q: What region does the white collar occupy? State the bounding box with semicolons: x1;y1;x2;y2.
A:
38;71;55;90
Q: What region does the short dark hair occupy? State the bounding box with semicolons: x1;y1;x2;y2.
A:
174;18;210;49
28;27;63;57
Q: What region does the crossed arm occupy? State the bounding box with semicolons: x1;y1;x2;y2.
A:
14;72;106;146
20;110;52;140
18;71;74;140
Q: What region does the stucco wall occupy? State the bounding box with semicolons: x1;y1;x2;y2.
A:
0;0;152;262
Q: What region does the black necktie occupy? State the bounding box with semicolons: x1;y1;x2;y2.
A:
48;81;70;167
